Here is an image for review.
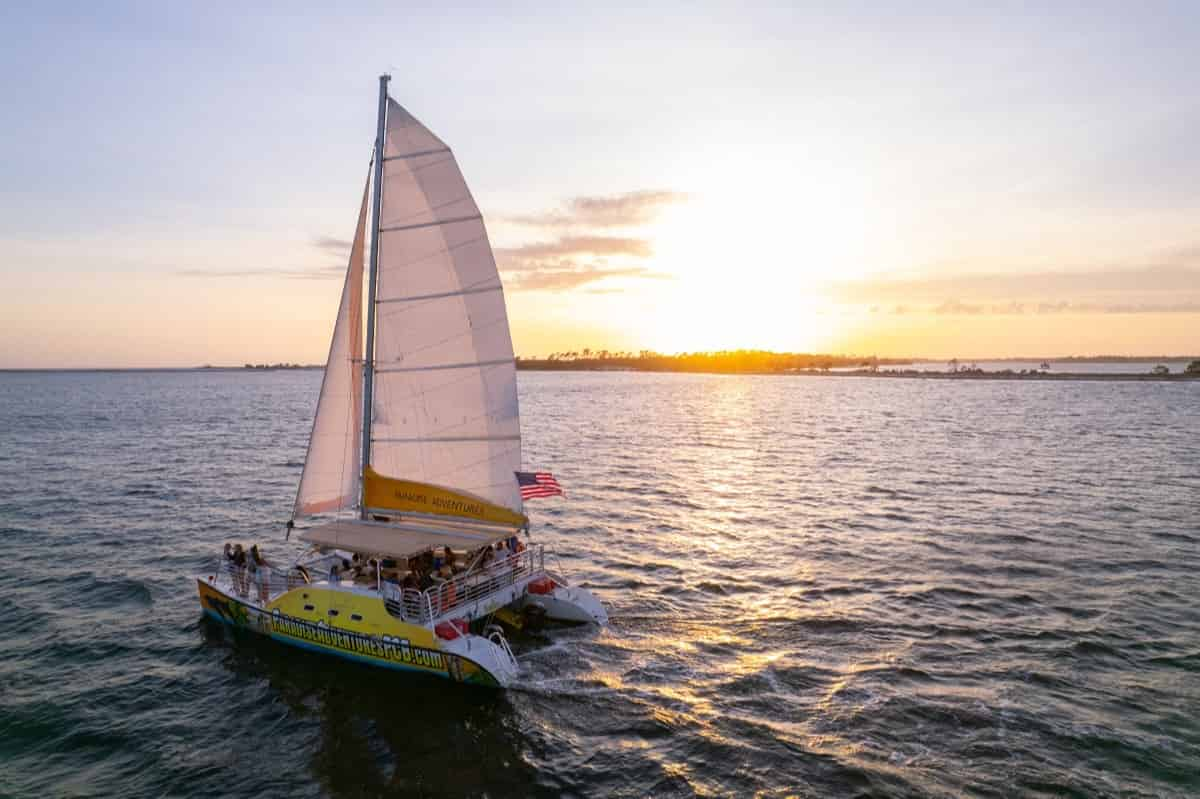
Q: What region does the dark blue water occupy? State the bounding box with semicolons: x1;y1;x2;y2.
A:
1;370;1197;797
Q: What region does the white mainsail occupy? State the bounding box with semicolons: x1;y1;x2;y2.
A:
293;182;368;516
368;99;523;513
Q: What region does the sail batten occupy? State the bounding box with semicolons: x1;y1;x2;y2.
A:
293;179;369;518
379;214;482;233
365;98;524;515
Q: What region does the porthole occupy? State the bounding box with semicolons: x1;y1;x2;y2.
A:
328;609;339;617
303;604;315;611
350;613;363;622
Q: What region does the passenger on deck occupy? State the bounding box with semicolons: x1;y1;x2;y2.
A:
362;558;379;585
442;546;458;575
231;544;247;595
250;545;271;602
329;563;341;583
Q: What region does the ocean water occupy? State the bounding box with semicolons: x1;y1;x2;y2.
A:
1;369;1198;798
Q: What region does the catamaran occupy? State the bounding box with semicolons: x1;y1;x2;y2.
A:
196;75;608;688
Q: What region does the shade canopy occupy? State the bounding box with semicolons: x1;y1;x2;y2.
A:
296;518;510;560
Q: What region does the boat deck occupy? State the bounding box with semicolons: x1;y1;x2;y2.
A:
211;544;550;626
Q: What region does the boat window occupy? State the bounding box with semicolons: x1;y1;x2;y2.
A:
303;604;315;611
350;613;363;621
328;609;339;617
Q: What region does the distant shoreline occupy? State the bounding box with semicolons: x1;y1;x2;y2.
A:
3;356;1198;379
514;366;1200;381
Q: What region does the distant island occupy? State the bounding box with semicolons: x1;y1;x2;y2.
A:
517;350;911;373
515;350;1200;380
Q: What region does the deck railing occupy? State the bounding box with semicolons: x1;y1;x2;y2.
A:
216;561;307;601
215;543;546;623
428;543;544;620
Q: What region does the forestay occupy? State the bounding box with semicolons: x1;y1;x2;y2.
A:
369;99;523;514
293;183;368;516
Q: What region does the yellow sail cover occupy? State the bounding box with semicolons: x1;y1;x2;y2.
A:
362;466;528;529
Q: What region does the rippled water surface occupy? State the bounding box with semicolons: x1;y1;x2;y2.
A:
1;370;1198;797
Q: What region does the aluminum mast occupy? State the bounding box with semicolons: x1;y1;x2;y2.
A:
360;74;389;518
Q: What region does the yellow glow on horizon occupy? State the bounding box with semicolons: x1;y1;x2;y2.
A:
634;156;875;353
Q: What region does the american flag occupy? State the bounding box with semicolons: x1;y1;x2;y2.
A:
516;471;564;500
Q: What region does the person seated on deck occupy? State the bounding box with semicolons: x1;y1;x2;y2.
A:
508;536;525;554
400;572;419;591
480;545;495;568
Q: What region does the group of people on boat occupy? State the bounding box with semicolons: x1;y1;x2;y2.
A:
222;542;274;602
218;535;529;605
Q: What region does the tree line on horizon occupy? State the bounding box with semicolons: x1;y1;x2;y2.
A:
515;349;909;373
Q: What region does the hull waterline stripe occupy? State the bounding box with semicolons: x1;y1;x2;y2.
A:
375;357;513;374
379;214;482;234
382;147;451;161
376;284;503;305
372;434;521;443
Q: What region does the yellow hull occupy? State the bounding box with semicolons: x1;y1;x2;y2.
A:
196;577;501;687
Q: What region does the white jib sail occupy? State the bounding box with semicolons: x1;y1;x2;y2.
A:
370;99;523;513
294;181;368;516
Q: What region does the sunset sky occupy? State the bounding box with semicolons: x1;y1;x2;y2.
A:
2;2;1199;367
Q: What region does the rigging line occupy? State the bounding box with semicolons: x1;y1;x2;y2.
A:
372;312;508;359
375;284;502;306
382;146;451;161
376;188;474;226
422;444;522;483
378;214;482;234
384;399;514;441
375;357;513;374
380;232;487;275
372;360;509;408
371;367;513;443
408;154;455;175
386;360;512;440
373;272;501;315
372;434;521;443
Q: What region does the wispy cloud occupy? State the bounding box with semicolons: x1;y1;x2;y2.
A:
503;190;687;228
496;190;684;292
177;266;343;280
496;235;653;265
179;191;680;290
178;235;352;281
923;299;1200;316
313;236;352;254
832;259;1200;316
505;264;672;292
